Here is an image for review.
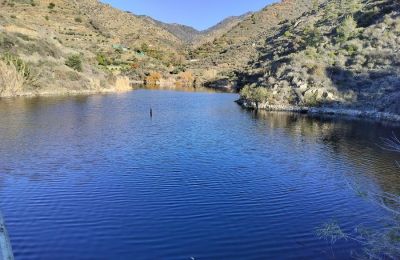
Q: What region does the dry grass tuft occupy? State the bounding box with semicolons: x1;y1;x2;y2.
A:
0;60;24;96
114;76;131;92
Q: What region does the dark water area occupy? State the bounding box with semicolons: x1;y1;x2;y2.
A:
0;89;399;259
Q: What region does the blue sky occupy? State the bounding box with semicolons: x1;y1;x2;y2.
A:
101;0;277;31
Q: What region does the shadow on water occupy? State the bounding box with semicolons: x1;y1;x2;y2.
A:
249;110;400;194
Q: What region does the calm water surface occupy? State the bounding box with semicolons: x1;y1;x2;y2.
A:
0;89;399;259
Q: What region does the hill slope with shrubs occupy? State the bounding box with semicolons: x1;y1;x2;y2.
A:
0;0;192;97
236;0;400;118
188;0;314;88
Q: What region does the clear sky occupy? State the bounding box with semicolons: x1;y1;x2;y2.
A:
101;0;278;31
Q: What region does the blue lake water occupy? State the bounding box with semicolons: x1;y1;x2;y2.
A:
0;89;399;259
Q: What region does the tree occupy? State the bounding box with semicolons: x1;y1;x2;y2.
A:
65;54;83;72
336;16;358;43
48;2;55;9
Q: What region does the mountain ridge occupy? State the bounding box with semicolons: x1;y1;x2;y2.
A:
140;12;251;44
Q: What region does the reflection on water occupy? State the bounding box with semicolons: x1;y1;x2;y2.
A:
0;90;399;259
252;110;400;195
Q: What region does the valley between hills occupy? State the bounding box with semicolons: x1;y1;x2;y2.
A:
1;0;400;121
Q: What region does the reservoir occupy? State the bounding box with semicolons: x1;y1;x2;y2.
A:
0;89;399;259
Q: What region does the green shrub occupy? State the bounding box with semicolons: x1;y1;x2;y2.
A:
284;30;293;38
1;53;31;80
74;17;82;23
65;54;82;72
251;14;256;24
312;0;320;13
336;16;358;43
96;53;109;66
48;2;55;9
344;43;358;55
303;91;320;107
323;2;339;23
303;24;323;47
240;85;270;104
140;43;149;53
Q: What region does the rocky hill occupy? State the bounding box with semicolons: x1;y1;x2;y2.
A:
236;0;400;119
188;0;314;89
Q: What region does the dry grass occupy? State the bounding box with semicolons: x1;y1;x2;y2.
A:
114;76;131;92
177;71;194;87
0;60;24;96
145;72;162;86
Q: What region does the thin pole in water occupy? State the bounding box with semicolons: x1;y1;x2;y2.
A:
150;107;153;118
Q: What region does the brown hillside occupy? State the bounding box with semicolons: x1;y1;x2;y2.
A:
189;0;314;88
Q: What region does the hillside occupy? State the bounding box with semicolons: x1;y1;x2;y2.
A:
236;0;400;118
188;0;314;88
0;0;187;97
142;13;250;45
195;13;252;46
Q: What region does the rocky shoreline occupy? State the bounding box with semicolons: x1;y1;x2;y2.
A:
236;98;400;123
